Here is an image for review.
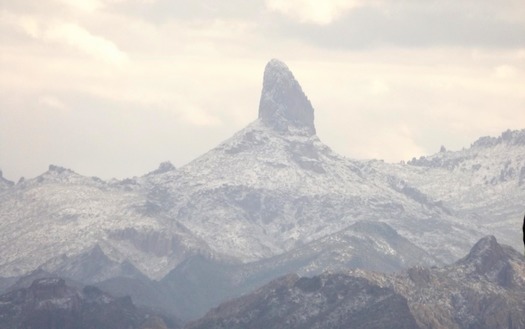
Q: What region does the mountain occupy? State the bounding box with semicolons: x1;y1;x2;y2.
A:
187;273;420;329
153;59;468;264
186;236;525;329
372;129;525;250
0;277;176;329
0;59;453;280
0;164;212;279
0;59;524;322
386;235;525;329
158;220;439;320
39;244;146;284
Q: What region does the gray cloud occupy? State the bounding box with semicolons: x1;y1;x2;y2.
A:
108;0;266;23
269;1;525;49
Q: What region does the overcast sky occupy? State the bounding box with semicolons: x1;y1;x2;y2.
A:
1;0;524;181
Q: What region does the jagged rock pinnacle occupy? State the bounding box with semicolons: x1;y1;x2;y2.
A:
258;59;316;135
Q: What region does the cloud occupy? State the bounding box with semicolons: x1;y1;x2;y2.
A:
45;22;129;64
0;0;524;180
38;95;69;112
1;10;128;65
57;0;105;11
265;0;370;25
354;125;426;162
57;0;154;12
182;107;222;126
110;0;264;24
269;0;525;49
367;79;390;96
494;65;519;79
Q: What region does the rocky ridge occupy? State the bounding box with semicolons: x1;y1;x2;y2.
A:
0;277;176;329
187;236;525;329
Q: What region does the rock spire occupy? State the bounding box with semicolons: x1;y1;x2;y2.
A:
258;59;316;135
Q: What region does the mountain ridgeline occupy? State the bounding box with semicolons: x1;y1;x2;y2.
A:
0;277;176;329
1;59;524;326
187;236;525;329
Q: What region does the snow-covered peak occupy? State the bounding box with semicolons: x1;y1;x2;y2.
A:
258;59;315;136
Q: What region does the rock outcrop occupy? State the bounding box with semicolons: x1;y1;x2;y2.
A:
258;59;315;135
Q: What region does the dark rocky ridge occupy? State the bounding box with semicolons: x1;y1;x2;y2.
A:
187;273;420;329
156;220;437;320
0;277;177;329
185;236;525;329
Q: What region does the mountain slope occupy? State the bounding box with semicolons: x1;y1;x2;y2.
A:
0;277;175;329
186;236;525;329
158;221;440;320
371;129;525;250
150;59;469;264
0;165;212;279
187;273;420;329
0;59;503;281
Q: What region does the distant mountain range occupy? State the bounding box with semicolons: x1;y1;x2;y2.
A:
1;59;524;323
187;235;525;329
4;235;523;329
0;277;177;329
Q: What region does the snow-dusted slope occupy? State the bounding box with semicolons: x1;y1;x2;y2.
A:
0;59;523;286
370;130;525;250
150;59;467;263
0;165;212;279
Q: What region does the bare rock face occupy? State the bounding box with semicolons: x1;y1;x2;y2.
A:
258;59;316;135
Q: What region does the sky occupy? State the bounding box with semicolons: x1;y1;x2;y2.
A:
1;0;524;181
